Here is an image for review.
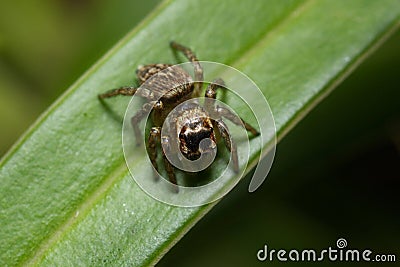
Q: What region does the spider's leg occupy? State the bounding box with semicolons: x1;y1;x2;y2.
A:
170;41;203;96
98;86;137;99
148;127;161;181
152;100;164;126
161;135;179;193
131;101;157;146
216;105;260;136
98;86;155;99
216;119;239;173
205;78;259;136
204;78;225;112
163;153;179;193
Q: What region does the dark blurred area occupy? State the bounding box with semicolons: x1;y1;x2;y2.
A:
0;0;161;156
1;1;399;266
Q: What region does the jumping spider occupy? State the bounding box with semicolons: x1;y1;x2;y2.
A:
99;41;259;190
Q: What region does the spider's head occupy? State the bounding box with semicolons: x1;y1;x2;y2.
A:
179;117;216;161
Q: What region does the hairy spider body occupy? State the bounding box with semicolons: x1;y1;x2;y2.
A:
138;64;194;102
99;42;259;191
137;64;196;126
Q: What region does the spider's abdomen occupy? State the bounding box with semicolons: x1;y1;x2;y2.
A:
137;64;194;103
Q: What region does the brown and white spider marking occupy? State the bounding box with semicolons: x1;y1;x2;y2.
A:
99;41;259;190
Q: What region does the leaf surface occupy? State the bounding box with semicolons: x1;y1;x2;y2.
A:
0;0;399;265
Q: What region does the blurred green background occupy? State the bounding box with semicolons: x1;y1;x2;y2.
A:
0;0;160;156
1;1;399;266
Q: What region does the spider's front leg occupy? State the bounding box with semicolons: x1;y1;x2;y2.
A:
203;79;239;172
150;100;178;192
204;78;260;136
216;119;239;173
204;78;261;173
161;135;179;193
148;127;161;181
204;78;225;112
216;105;260;136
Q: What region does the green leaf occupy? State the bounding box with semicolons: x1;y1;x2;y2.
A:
1;0;399;266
